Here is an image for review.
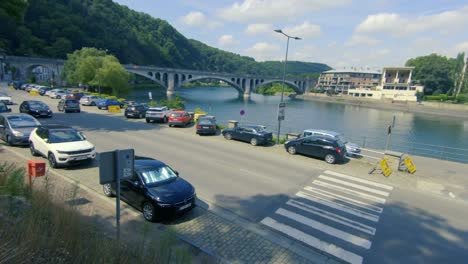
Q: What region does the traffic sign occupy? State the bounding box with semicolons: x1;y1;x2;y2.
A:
278;102;286;121
379;158;392;177
148;91;152;100
404;157;416;174
240;109;245;116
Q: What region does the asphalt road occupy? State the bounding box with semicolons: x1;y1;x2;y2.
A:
2;84;468;264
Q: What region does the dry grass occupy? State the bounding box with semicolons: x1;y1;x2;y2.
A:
0;162;192;264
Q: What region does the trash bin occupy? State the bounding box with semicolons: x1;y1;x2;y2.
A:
228;120;238;128
27;160;46;177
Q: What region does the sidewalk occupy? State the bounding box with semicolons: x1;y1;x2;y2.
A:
1;146;339;264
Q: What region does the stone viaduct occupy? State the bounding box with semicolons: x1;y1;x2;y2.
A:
4;56;314;98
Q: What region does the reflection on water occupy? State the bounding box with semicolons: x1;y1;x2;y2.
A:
128;86;468;160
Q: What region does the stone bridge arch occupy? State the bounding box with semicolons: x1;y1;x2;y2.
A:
126;69;168;90
176;75;244;95
253;79;304;94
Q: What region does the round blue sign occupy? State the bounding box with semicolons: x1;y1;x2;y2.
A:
240;109;245;116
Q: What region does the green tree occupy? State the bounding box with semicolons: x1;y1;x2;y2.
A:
406;54;455;95
62;47;129;96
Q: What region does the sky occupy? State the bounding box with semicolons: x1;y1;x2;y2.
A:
112;0;468;70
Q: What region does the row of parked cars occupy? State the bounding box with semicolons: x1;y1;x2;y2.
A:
0;93;197;222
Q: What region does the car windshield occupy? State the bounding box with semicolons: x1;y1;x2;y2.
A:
29;102;48;110
198;119;213;125
140;166;177;186
0;103;7;111
48;129;85;143
253;126;266;132
171;113;183;117
7;116;40;128
66;100;78;105
336;138;346;148
336;134;348;144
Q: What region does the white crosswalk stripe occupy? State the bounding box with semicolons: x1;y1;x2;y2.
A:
261;171;394;264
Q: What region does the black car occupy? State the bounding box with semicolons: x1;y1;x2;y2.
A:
284;135;347;164
196;116;217;135
0;102;11;113
125;104;148;118
102;157;196;222
222;125;272;146
19;100;53;118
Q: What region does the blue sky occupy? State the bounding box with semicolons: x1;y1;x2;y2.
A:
113;0;468;70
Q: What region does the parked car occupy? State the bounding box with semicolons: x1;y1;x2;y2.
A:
45;88;61;97
145;106;171;123
0;113;41;146
0;102;12;113
50;90;70;99
12;81;25;90
0;93;13;105
29;125;96;168
101;157;196;222
19;100;53;118
125;104;148;118
285;135;347;164
222;125;273;146
38;86;53;96
96;98;124;110
80;95;101;106
196;116;217;135
57;99;81;113
65;92;85;100
168;110;192;127
300;129;361;156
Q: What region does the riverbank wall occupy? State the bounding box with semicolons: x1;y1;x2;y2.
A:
299;93;468;119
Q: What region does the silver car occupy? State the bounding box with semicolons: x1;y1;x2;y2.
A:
80;95;101;106
0;113;41;146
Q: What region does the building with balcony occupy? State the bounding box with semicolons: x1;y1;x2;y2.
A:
347;67;424;102
316;68;382;94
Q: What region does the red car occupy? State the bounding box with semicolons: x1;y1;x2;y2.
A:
168;110;192;127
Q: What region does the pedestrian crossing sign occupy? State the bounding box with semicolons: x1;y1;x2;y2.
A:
404;157;416;174
379;159;392;177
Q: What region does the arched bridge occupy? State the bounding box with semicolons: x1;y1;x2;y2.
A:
4;56;313;98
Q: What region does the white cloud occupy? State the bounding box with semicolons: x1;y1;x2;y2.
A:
283;22;321;38
245;24;273;35
219;0;351;23
218;35;239;47
180;11;222;29
355;6;468;36
244;42;281;61
345;35;381;46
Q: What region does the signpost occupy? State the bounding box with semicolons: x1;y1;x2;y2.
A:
99;149;135;240
278;102;286;121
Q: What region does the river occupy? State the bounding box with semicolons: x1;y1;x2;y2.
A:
128;86;468;163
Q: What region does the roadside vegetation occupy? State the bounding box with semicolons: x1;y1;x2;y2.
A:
0;162;192;264
255;83;295;96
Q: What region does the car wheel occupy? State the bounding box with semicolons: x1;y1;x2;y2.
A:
98;107;101;109
30;143;39;156
57;95;61;99
48;153;58;168
224;133;232;140
146;118;151;123
139;113;143;119
64;109;68;113
6;135;12;146
142;202;156;222
163;116;167;123
250;138;258;146
91;102;96;106
324;154;336;164
288;146;297;155
102;184;115;197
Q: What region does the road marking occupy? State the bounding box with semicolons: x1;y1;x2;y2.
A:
287;200;376;235
318;175;390;197
261;217;363;264
276;208;372;249
296;191;379;222
324;171;394;190
304;186;383;213
313;180;386;204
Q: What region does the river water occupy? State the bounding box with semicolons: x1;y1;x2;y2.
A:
128;86;468;163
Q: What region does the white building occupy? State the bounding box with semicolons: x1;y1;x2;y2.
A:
347;67;424;102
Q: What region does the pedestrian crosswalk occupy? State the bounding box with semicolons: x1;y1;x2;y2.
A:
261;170;394;264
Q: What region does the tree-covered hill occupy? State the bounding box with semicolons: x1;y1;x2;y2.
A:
0;0;331;76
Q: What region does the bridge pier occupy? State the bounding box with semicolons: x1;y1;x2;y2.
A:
167;73;175;96
243;78;251;99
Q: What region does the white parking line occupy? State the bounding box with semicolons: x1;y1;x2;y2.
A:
287;199;376;235
324;171;394;190
318;175;390;197
261;217;363;264
313;180;387;204
304;186;383;213
296;191;380;222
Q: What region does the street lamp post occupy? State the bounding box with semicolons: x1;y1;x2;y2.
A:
274;29;301;143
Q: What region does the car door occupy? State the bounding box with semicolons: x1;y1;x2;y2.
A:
233;127;244;141
303;138;324;157
33;127;49;155
120;172;145;208
243;128;255;142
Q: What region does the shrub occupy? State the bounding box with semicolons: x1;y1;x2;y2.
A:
425;95;440;101
216;124;226;130
439;94;448;101
194;107;206;114
455;94;466;104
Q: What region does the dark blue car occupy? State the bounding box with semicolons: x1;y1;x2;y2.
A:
96;98;124;110
102;157;196;222
222;125;273;146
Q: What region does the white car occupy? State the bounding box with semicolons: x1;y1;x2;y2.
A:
0;93;13;105
46;88;63;97
29;125;96;168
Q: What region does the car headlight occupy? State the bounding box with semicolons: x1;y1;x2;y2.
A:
12;130;23;137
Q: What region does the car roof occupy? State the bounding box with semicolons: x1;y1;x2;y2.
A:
23;100;45;103
40;125;73;130
303;129;340;136
134;158;166;169
302;135;338;141
0;113;34;118
172;110;185;113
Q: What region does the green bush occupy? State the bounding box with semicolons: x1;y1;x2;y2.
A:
425;95;440;101
194;107;206;114
439;94;448;101
216;124;226;130
158;95;185;110
455;94;466;104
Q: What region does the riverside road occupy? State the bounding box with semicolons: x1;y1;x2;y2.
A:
2;84;468;264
